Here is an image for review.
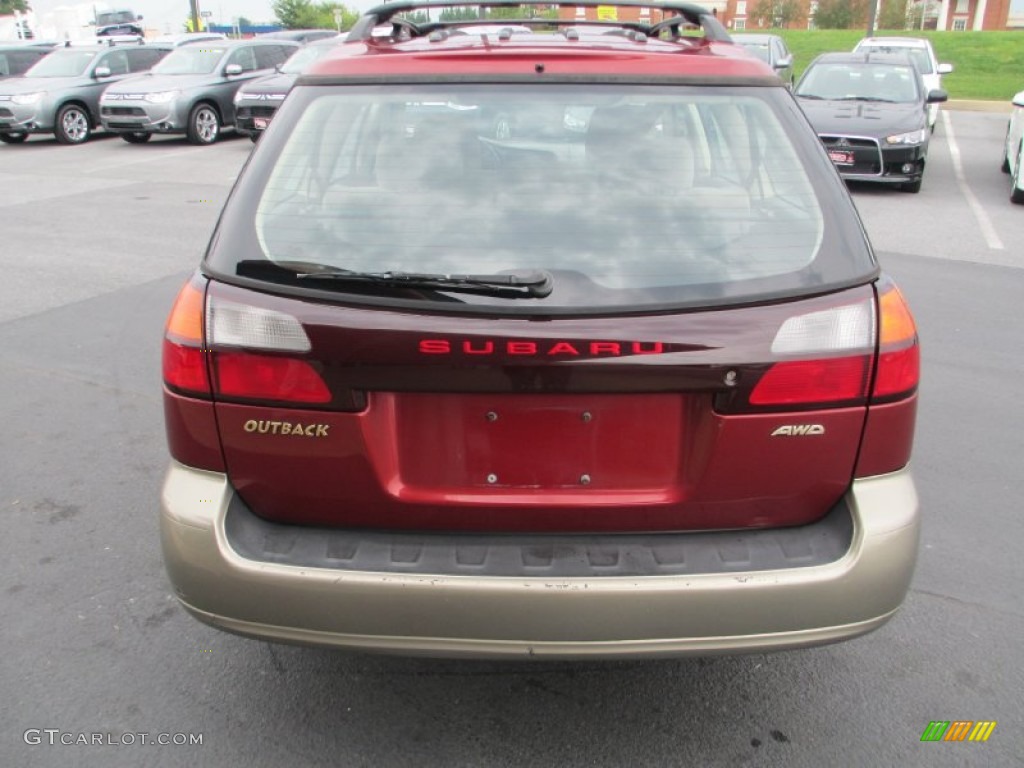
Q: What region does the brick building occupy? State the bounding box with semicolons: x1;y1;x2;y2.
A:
650;0;1024;31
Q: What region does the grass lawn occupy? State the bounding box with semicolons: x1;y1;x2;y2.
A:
772;29;1024;101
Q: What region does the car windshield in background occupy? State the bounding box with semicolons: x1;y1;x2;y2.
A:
152;47;226;75
797;63;920;104
862;45;932;75
97;10;136;24
214;84;861;311
24;50;96;78
278;44;335;74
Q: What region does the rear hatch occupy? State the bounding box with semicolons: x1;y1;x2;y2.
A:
164;79;918;533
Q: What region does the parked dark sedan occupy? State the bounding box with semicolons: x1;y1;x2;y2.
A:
233;35;340;140
794;52;947;193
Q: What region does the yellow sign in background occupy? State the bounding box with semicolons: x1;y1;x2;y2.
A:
596;6;619;21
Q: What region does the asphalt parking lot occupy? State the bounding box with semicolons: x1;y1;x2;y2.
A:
1;112;1022;767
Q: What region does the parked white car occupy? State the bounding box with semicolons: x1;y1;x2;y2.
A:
853;37;953;131
1003;89;1024;204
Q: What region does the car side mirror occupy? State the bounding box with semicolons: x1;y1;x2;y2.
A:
94;66;111;78
1012;92;1024;109
775;55;792;70
937;63;953;75
926;89;948;104
224;64;243;76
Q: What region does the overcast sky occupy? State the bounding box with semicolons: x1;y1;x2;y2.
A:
26;0;376;35
23;0;1024;38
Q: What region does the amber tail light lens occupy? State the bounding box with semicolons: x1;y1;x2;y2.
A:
163;278;211;397
871;284;919;402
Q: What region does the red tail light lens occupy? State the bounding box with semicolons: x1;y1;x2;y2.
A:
872;284;919;401
163;278;211;397
164;280;332;405
202;291;331;405
212;351;331;404
750;355;872;406
742;297;876;410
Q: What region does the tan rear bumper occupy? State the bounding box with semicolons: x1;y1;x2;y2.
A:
160;462;919;659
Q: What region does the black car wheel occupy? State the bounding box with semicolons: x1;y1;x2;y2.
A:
55;104;91;145
121;132;152;144
0;132;28;144
902;178;922;194
187;104;220;146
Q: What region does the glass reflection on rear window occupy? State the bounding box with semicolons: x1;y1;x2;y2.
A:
251;85;826;309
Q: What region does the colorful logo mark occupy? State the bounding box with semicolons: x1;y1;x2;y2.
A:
921;721;997;742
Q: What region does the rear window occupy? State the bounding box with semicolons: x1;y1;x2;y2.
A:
208;83;874;312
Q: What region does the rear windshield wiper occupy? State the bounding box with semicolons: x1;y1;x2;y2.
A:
236;260;553;299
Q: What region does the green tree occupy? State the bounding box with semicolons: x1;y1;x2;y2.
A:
0;0;31;13
748;0;805;28
313;3;358;31
878;0;909;29
439;7;481;21
274;0;357;31
273;0;321;29
812;0;869;28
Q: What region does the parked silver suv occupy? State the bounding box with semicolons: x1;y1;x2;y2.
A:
99;39;299;145
0;44;54;82
0;41;171;144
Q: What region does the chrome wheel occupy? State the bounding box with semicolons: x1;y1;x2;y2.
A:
56;105;90;145
187;104;220;146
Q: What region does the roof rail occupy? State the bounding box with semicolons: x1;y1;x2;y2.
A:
346;0;730;44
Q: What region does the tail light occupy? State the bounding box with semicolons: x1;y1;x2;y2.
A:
855;280;919;477
163;277;211;396
871;283;919;402
162;279;330;406
722;281;918;414
746;298;876;410
205;297;331;405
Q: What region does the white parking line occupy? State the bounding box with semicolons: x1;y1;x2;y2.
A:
942;111;1004;250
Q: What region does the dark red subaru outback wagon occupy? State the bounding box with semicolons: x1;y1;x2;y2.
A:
160;0;921;658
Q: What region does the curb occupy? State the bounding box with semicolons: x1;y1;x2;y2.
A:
946;99;1013;113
